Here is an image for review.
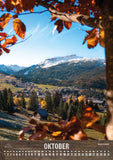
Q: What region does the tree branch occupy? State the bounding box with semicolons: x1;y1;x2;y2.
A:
39;1;103;29
18;10;48;16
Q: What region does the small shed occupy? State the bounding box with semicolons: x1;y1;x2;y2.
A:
37;106;48;120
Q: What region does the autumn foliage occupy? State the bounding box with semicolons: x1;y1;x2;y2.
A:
0;1;106;140
0;0;105;55
19;105;105;140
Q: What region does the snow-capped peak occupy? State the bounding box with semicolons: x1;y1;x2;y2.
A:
0;64;26;74
38;54;105;68
7;65;26;72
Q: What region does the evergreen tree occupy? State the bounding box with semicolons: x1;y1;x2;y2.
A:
86;99;89;105
52;91;62;113
88;100;94;109
20;93;26;109
28;90;38;111
7;88;14;113
62;102;69;120
67;104;75;120
0;91;4;110
51;95;55;112
76;101;83;119
45;91;52;112
75;99;79;106
0;88;14;112
94;104;100;112
2;88;8;111
58;98;63;117
69;96;73;105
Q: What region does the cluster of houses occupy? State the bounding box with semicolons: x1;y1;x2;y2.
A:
13;86;107;107
0;74;107;113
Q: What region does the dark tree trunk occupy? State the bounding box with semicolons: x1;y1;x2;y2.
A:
102;0;113;140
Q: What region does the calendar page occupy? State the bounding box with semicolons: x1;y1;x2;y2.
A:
0;141;113;160
0;0;113;160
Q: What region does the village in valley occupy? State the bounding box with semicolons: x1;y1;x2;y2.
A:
0;73;107;140
0;73;106;109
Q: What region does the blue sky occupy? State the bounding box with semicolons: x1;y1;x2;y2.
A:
0;7;105;67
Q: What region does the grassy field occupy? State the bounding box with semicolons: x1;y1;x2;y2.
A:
0;111;32;140
0;73;59;93
34;83;59;90
0;74;24;92
85;129;105;140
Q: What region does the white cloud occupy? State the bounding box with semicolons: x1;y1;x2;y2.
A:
32;24;40;34
26;24;40;38
39;25;49;34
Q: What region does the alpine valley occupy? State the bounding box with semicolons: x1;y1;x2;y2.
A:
0;55;106;89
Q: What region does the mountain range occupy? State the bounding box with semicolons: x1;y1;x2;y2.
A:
0;64;25;74
0;55;106;89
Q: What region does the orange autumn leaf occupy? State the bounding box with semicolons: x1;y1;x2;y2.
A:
64;21;72;29
0;0;3;8
2;47;10;53
13;18;26;39
0;48;3;55
0;13;12;31
21;0;35;11
58;118;68;127
50;133;65;140
80;105;99;128
12;35;17;43
63;116;88;140
51;131;62;136
83;28;98;48
50;116;87;140
10;0;20;6
5;0;15;11
99;29;105;47
29;118;37;125
0;32;8;42
0;32;8;37
18;126;33;140
47;122;62;132
13;14;18;19
55;20;63;33
5;35;17;45
91;123;105;134
55;3;73;12
63;117;82;133
51;14;57;21
15;4;24;13
0;37;6;42
86;113;99;128
35;123;46;133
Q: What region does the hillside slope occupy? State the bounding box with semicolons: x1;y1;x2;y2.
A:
15;60;106;89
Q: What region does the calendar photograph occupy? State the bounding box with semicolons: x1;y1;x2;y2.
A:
0;0;113;160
